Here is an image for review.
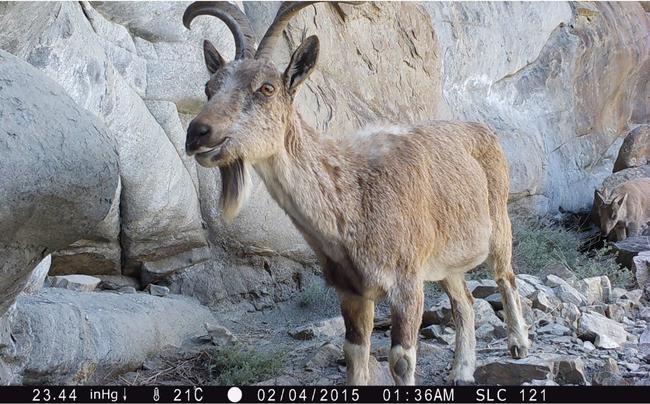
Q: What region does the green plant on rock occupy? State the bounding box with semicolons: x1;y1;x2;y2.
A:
210;344;286;385
511;217;631;288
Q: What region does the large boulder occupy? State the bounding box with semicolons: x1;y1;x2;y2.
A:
91;1;236;113
0;2;208;274
613;236;650;270
424;2;649;213
0;49;119;316
2;0;650;308
601;165;650;192
613;125;650;172
3;288;216;385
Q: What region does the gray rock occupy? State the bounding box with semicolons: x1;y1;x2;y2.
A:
422;299;453;327
639;325;650;362
530;290;559;312
166;253;308;308
575;276;612;305
516;277;538;298
619;289;644;307
546;274;572;288
592;358;623;386
474;356;553;385
368;356;394;386
204;324;238;346
543;263;578;283
552;357;587;385
613;125;650;172
613;236;650;270
611;287;629;301
561;302;582;331
0;2;207;276
518;274;556;296
484;293;504;310
555;283;588;307
639;306;650;321
140;247;212;286
146;284;170;297
96;275;141;291
606;304;627;322
475;354;587;385
602;165;650;191
474;299;507;340
420;325;455;345
633;251;650;289
2;288;215;384
537;323;571;336
22;255;51;295
50;237;121;276
0;49;119;317
306;343;342;370
468;279;498;299
49;179;121;277
49;275;102;292
583;304;607;316
578;311;631;349
289;317;345;341
424;2;649;213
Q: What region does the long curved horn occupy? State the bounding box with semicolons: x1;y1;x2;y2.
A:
255;2;363;60
254;2;321;60
183;2;257;60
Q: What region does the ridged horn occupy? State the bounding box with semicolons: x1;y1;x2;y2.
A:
183;1;257;60
255;2;362;60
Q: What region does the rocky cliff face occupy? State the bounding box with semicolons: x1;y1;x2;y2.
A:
1;1;649;386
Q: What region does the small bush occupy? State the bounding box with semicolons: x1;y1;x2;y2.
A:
571;246;632;288
210;345;286;385
511;217;631;288
512;218;583;275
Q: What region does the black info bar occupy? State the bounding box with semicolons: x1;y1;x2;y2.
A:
2;386;650;403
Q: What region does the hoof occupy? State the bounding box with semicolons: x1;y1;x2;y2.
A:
510;344;529;359
394;357;409;377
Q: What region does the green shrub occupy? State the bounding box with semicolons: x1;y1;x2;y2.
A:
511;217;631;288
210;345;286;385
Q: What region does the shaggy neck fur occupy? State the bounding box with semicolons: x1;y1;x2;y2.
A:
253;109;357;258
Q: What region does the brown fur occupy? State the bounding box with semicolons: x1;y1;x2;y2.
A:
183;5;530;386
595;178;650;241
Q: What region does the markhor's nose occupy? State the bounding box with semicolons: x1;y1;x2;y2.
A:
189;121;212;139
186;120;213;155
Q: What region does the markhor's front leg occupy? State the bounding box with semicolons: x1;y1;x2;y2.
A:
339;292;375;385
388;281;424;385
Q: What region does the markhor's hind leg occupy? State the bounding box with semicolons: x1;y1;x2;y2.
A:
441;274;476;384
489;217;530;359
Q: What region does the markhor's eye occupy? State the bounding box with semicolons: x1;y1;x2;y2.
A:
259;83;275;97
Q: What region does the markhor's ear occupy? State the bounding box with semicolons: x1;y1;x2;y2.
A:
283;35;320;96
204;40;225;74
